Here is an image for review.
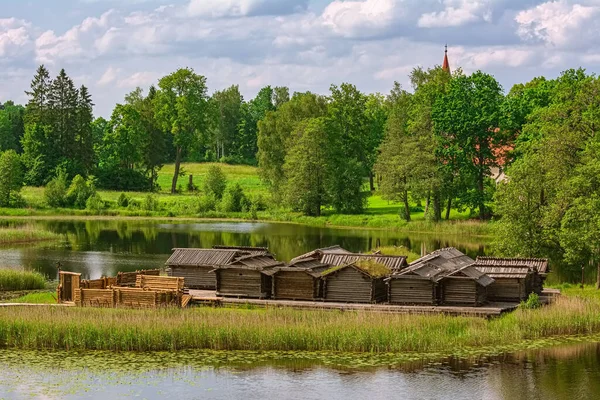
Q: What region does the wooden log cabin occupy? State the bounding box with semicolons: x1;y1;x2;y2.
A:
213;254;284;298
387;247;477;305
266;258;330;301
475;257;548;296
321;260;390;303
166;248;252;290
439;266;494;307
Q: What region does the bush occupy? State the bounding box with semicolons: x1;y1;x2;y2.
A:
204;165;227;200
143;194;160;211
520;293;542;310
221;183;249;213
86;193;105;212
197;193;218;213
117;193;130;208
66;175;96;209
0;150;24;207
95;167;152;192
44;168;69;208
0;269;46;291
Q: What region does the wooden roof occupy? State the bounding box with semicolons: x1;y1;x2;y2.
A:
212;245;269;257
475;257;549;274
166;248;244;267
473;265;533;279
265;265;329;278
215;254;284;271
320;253;408;272
290;246;352;263
442;265;495;287
392;248;476;281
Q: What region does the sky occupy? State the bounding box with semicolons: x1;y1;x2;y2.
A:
1;0;600;117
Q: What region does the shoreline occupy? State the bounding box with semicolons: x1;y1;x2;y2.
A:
0;213;493;237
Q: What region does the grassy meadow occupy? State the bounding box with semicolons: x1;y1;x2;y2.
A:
0;286;598;353
9;162;489;235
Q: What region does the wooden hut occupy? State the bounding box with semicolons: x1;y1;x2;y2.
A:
475;257;548;295
57;271;81;303
321;260;389;303
213;254;284;298
267;258;329;301
471;264;534;302
439;266;494;307
387;247;478;305
166;248;250;290
320;253;408;273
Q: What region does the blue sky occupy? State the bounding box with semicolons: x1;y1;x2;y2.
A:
2;0;600;117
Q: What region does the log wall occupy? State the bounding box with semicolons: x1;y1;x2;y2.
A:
389;279;436;305
272;272;319;301
216;269;271;298
487;278;527;302
323;268;375;303
441;279;485;307
168;266;215;289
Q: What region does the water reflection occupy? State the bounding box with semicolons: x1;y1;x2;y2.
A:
0;219;489;279
0;341;597;400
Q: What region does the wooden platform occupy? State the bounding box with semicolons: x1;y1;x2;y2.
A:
189;289;559;317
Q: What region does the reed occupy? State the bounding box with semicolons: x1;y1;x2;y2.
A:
0;270;47;292
0;290;598;353
0;225;60;244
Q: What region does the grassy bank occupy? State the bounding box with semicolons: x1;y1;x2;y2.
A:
0;270;47;292
0;225;61;245
0;288;598;353
8;163;491;236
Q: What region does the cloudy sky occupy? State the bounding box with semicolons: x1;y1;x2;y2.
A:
1;0;600;117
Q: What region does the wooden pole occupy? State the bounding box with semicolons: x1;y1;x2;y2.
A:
596;262;600;290
581;264;585;289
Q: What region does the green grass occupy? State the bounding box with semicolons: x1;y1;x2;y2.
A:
0;270;47;292
6;292;56;304
13;163;491;236
0;225;61;244
0;290;599;353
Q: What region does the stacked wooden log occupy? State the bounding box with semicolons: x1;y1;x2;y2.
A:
117;269;160;287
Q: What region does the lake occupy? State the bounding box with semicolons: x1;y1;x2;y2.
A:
0;218;489;280
0;340;598;399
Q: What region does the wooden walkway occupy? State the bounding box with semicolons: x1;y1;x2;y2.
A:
189;289;560;317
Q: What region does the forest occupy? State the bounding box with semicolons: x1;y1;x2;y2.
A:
1;64;600;275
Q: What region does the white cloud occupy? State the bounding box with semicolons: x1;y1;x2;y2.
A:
97;66;120;86
418;0;493;28
515;0;600;48
0;18;33;59
117;71;158;88
186;0;308;18
321;0;397;37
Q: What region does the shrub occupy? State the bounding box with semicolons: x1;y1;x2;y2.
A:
44;168;69;207
0;269;46;291
86;193;105;212
520;293;542;310
143;194;160;211
204;165;227;200
117;193;130;208
221;183;249;213
197;193;218;213
66;175;96;209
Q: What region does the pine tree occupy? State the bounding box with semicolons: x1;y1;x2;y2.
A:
75;85;95;175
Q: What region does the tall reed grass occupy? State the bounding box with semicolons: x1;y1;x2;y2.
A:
0;225;60;244
0;270;47;291
0;291;598;353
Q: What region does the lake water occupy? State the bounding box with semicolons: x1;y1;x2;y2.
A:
0;219;489;280
0;340;598;399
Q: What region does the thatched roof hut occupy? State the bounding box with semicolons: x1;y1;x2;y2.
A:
213;254;284;298
321;259;390;303
166;248;250;289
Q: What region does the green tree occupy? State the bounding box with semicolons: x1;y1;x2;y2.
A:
0;101;25;153
44;168;69;208
210;85;243;160
0;150;23;207
432;71;504;220
283;118;330;216
204;165;227;199
155;68;209;194
257;91;328;200
364;93;388;191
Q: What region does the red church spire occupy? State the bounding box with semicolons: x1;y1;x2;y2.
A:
442;44;450;73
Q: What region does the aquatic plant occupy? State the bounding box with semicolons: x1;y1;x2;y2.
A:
0;269;47;291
